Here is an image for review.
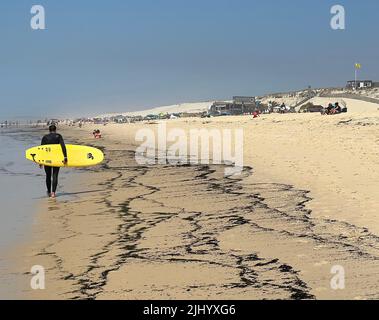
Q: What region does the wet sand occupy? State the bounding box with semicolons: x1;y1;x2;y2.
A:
12;110;379;300
0;128;80;299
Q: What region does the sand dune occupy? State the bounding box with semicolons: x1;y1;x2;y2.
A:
100;102;214;118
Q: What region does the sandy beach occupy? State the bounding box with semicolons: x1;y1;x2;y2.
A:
7;98;378;300
3;0;379;307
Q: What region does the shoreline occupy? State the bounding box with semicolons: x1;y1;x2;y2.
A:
11;111;379;299
0;127;88;299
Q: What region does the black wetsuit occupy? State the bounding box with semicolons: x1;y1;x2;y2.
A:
41;133;67;194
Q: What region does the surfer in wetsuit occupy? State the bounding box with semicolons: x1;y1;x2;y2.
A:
41;124;68;198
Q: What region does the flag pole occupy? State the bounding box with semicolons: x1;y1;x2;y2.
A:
355;65;358;90
354;63;361;90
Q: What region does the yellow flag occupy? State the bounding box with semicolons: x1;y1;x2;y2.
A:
355;63;361;69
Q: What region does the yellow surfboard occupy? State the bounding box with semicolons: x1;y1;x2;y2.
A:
25;144;104;168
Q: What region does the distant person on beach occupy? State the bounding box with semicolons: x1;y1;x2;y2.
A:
335;102;342;114
280;103;286;114
93;129;102;139
324;103;336;115
41;124;68;198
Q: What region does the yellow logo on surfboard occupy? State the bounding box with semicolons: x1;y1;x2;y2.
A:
26;144;104;168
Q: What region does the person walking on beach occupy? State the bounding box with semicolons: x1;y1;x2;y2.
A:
41;124;68;198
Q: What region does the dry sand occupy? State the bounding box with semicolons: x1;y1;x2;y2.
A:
11;101;379;300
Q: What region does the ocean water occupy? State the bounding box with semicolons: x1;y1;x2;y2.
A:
0;129;42;252
0;129;43;298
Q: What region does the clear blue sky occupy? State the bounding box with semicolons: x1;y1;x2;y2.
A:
1;0;378;119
